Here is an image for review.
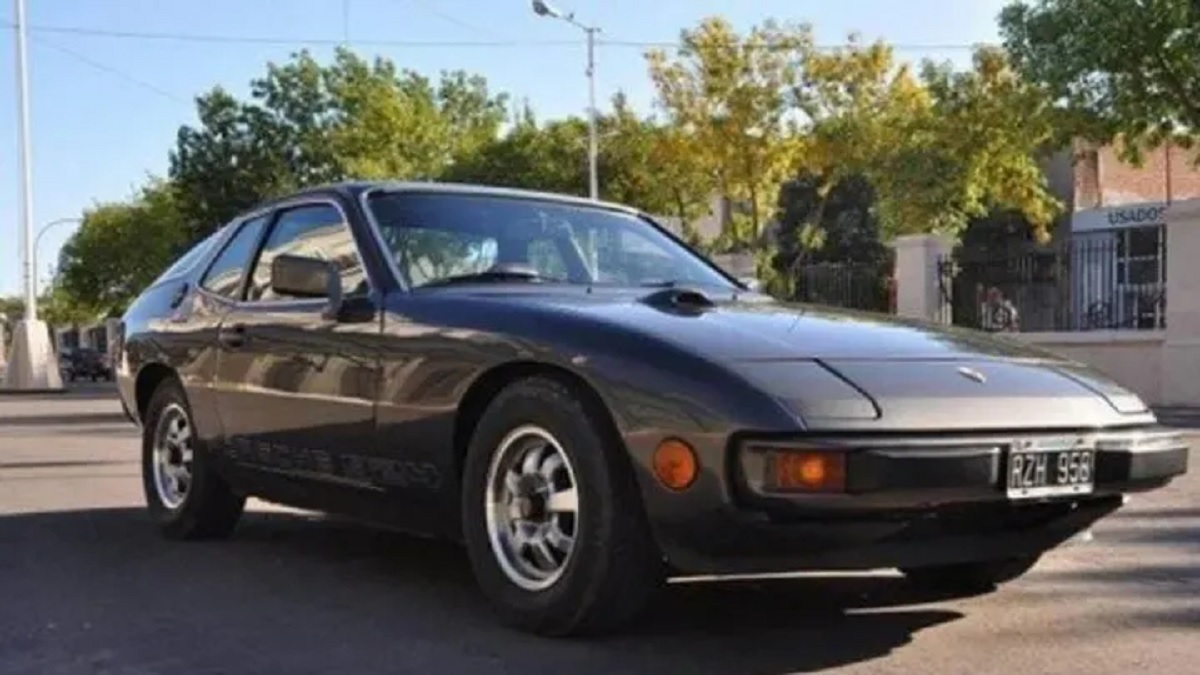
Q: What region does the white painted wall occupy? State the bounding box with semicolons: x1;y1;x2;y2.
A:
892;200;1200;406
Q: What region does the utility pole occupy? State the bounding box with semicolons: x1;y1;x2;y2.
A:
584;25;598;201
4;0;64;391
531;0;601;200
15;0;34;321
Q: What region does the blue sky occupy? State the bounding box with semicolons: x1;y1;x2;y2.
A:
0;0;1009;296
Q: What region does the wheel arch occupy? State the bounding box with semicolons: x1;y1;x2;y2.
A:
452;360;628;485
135;362;180;421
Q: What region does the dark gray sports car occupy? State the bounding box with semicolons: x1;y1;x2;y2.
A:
114;181;1189;636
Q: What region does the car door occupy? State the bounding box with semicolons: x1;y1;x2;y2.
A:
187;215;274;443
211;199;383;500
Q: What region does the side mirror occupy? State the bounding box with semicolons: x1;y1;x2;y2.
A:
271;254;343;318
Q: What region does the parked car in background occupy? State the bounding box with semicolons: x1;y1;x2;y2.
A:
115;181;1188;637
62;346;113;381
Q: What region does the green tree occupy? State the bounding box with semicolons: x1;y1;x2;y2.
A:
999;0;1200;161
646;17;810;249
0;288;97;329
603;92;712;222
0;296;22;329
800;39;1062;241
55;180;187;318
441;111;589;193
441;92;711;221
775;173;886;263
170;48;508;237
170;88;295;239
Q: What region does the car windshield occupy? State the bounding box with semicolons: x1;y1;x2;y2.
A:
366;190;738;291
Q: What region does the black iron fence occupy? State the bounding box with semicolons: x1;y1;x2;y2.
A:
938;229;1166;332
792;260;895;313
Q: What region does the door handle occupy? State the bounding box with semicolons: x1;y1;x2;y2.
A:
217;324;247;349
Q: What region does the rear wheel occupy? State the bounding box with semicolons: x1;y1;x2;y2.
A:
900;555;1040;591
141;377;245;540
461;376;663;636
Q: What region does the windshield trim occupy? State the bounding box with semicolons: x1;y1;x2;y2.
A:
358;186;744;294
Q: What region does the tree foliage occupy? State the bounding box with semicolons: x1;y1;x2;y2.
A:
646;18;1062;257
443;93;712;223
50;14;1073;315
801;40;1062;242
170;48;509;236
646;17;809;249
56;180;187;319
999;0;1200;161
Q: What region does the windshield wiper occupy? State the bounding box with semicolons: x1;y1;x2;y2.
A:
420;270;548;288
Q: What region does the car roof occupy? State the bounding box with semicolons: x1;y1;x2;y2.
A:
277;180;645;217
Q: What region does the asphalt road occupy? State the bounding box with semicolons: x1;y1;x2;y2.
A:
1;385;1196;675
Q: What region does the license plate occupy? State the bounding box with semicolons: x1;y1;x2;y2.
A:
1006;437;1095;499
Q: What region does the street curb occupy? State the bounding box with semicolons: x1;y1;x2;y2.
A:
0;388;70;396
0;412;131;427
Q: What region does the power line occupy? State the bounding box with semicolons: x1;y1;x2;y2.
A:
0;20;985;52
395;0;497;39
33;37;192;106
4;21;578;48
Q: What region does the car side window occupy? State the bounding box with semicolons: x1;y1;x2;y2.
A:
153;226;225;286
199;216;270;299
247;203;368;302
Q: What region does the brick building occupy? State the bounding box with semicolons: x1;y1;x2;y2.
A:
1041;140;1198;330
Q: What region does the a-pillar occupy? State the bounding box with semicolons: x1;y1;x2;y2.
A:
891;233;954;323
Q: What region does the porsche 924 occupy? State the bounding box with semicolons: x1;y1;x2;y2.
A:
113;181;1189;636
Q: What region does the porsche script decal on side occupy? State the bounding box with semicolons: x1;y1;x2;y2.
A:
222;436;443;491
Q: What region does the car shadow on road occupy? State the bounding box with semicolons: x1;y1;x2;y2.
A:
1110;506;1200;520
0;507;969;674
1099;509;1200;550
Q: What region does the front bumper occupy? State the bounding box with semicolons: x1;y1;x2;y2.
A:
649;426;1189;575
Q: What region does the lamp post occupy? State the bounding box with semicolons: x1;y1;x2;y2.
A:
531;0;600;201
33;217;81;301
14;0;34;319
3;0;63;391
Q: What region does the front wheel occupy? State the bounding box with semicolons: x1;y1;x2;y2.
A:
461;376;663;636
141;377;245;540
900;555;1040;592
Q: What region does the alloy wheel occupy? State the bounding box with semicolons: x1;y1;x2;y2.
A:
152;402;194;510
484;424;580;591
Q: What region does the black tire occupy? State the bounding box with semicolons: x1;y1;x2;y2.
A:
461;376;663;637
901;555;1040;592
141;377;245;540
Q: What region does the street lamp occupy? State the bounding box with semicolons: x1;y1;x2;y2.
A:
32;217;82;301
531;0;600;201
3;0;63;391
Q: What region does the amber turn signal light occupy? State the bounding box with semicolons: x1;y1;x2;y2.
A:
653;438;699;491
767;450;846;493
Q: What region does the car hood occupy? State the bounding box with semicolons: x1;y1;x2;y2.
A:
475;285;1153;430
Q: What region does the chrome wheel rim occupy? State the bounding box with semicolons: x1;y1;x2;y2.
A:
484;424;580;592
152;403;193;510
